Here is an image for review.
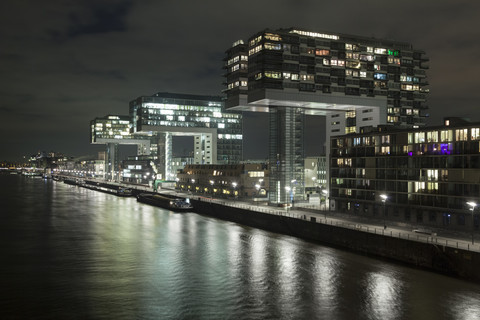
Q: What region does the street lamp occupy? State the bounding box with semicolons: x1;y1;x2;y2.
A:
232;182;237;203
285;186;291;209
291;180;297;206
210;180;214;199
321;189;329;220
467;201;477;244
255;184;260;206
380;194;388;230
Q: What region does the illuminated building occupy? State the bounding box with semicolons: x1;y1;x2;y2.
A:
90;115;150;180
176;163;268;199
91;93;242;181
330;118;480;231
225;28;428;205
304;156;327;194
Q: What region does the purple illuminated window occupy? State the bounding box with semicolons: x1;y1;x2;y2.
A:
440;144;451;155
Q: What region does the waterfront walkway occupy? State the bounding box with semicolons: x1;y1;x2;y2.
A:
160;189;480;254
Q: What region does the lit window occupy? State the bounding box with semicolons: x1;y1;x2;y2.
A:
387;49;400;56
426;131;438;142
315;49;330;56
346;61;361;69
440;130;452;142
414;132;426;143
345;126;356;134
374;73;387;80
248;45;262;56
264;71;282;79
374;48;387;54
471;128;480;140
264;33;281;41
456;129;468;141
264;42;282;50
345;110;356;118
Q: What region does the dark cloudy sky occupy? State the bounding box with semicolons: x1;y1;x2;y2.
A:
1;0;480;161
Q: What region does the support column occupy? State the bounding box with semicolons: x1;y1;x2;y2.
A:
105;142;118;181
157;133;172;180
268;107;305;204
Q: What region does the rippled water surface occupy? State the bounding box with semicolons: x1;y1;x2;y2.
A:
1;175;480;319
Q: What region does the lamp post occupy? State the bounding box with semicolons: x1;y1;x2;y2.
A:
291;179;297;207
190;179;195;194
210;180;214;200
380;194;388;230
285;186;291;211
467;201;477;244
321;189;328;210
255;184;260;207
232;182;237;203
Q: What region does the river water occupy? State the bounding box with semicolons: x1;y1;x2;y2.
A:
1;174;479;319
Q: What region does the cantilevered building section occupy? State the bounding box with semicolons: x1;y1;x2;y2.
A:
90;115;150;180
129;92;243;180
91;94;243;182
224;28;429;205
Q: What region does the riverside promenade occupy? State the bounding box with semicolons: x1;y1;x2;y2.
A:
161;189;480;254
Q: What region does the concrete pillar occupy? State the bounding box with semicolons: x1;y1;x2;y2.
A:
157;133;172;180
268;106;305;204
105;142;118;181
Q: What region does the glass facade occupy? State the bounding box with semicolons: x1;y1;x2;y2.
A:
90;115;132;142
330;122;480;230
91;93;243;182
129;93;243;166
268;107;305;203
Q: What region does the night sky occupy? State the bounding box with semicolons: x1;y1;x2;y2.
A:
1;0;479;162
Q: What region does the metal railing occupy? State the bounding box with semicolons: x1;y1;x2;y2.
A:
196;196;480;253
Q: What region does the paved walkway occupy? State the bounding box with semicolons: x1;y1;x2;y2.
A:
163;189;480;253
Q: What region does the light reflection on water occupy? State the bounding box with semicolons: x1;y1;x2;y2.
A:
1;175;480;319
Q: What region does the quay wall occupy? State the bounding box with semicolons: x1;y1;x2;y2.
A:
190;198;480;283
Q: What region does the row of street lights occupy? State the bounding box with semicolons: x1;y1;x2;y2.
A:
381;194;477;244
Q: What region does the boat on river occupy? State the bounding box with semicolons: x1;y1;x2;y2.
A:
83;181;133;197
137;193;193;212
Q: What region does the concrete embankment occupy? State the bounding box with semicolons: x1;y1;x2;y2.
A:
190;198;480;283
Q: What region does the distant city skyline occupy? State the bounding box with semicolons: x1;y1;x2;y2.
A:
1;1;479;161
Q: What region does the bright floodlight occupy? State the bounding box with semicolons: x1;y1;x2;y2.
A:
467;201;477;209
232;182;237;188
322;189;328;195
380;194;388;201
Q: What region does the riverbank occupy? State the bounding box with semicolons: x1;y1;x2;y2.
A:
53;177;480;282
187;196;480;283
